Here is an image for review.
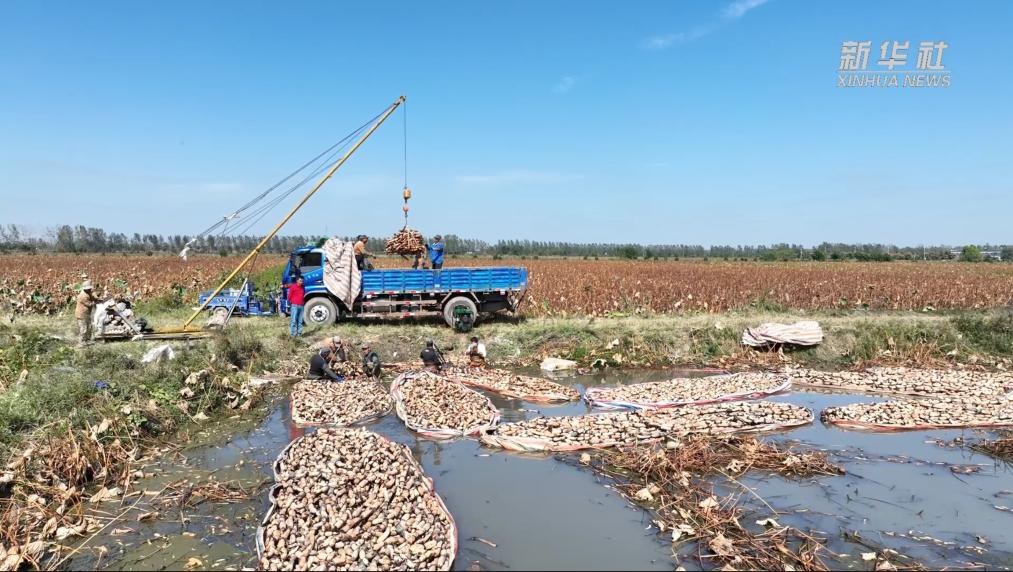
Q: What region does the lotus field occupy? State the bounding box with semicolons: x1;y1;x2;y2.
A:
2;254;1013;316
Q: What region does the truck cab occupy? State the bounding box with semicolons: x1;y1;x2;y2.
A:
281;246;528;328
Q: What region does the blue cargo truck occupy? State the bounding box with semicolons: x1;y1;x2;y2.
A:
279;246;528;329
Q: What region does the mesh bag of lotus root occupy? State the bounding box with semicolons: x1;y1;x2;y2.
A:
584;372;791;411
792;367;1013;399
385;228;425;255
289;379;392;427
440;366;579;403
258;428;457;571
391;371;500;439
641;401;813;436
481;401;813;453
821;396;1013;431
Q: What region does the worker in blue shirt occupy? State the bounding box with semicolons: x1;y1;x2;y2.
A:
426;235;445;269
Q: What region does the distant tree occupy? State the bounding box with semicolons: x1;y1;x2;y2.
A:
618;245;639;260
960;245;983;262
55;225;75;251
1001;246;1013;262
811;249;826;261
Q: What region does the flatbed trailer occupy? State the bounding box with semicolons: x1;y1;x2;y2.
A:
279;247;528;328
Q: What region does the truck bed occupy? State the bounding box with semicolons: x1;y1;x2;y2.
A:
360;267;528;294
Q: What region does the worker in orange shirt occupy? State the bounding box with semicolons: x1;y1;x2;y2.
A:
353;235;374;271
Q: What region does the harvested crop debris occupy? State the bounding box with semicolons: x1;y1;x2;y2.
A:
156;478;259;509
584;372;791;411
290;379;392;427
971;436;1013;461
821;397;1013;431
481;401;813;452
585;435;842;571
440;367;579;403
391;372;500;439
259;428;456;571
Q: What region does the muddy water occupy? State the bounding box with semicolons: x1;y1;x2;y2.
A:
68;369;1013;570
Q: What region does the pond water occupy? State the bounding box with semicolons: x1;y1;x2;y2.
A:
67;368;1013;570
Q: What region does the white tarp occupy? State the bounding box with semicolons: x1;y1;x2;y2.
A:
93;300;140;337
322;239;361;311
742;320;823;347
141;344;176;363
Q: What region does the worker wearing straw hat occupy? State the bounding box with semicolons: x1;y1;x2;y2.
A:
75;280;100;346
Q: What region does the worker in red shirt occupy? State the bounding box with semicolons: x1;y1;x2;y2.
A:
287;276;306;337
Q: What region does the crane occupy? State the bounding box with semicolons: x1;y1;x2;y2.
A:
157;95;406;337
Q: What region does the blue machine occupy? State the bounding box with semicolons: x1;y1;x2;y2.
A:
279;246;528;329
198;282;278;318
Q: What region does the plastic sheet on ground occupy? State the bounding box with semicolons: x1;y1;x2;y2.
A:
480;401;813;453
141;344;175;364
540;357;577;371
584;372;791;411
257;428;457;571
440;367;579;403
821;397;1013;432
391;371;500;439
792;367;1013;398
742;321;823;347
289;379;392;427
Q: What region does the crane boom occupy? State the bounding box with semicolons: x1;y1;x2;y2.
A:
167;95;406;333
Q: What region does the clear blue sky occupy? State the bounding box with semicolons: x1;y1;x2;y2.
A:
2;1;1010;246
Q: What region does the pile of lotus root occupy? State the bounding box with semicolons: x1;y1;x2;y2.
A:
259;429;456;570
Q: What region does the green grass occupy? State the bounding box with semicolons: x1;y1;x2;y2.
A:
953;311;1013;357
0;322;281;452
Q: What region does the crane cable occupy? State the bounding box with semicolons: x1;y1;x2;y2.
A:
178;107;387;259
401;101;411;229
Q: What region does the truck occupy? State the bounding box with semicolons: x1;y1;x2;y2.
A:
197;282;279;319
278;246;528;330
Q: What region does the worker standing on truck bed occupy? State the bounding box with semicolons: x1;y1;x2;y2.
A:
287;276;305;337
426;235;445;269
75;280;100;346
465;336;487;367
307;348;343;382
354;235;374;271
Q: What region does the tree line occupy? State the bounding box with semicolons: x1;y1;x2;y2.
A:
0;224;1009;262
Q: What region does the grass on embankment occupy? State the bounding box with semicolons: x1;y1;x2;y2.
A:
10;306;1013;390
3;305;1009;453
0;323;286;454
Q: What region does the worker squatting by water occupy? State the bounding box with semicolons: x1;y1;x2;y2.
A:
466;336;487;367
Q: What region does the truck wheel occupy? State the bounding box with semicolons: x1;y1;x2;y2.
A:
304;297;338;325
213;307;229;318
443;296;477;328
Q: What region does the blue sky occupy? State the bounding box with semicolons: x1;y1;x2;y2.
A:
2;1;1011;246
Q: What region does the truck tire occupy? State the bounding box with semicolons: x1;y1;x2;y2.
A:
443;296;477;328
304;297;339;326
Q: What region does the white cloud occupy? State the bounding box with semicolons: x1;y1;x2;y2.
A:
641;33;682;50
641;0;769;50
723;0;769;19
552;76;576;94
455;170;583;186
640;25;714;50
